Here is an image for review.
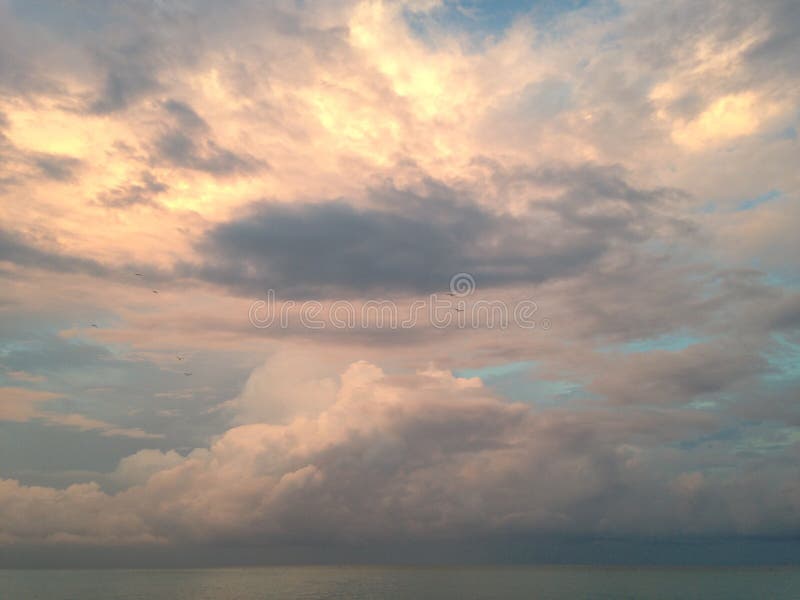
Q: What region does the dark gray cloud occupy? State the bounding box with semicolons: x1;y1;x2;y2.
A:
96;171;167;209
0;229;110;278
151;99;263;175
33;154;82;182
591;342;767;405
189;166;689;297
742;0;800;79
0;227;179;284
162;99;207;129
153;132;258;175
89;56;160;115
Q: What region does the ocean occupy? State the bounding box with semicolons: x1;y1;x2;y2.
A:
2;565;799;599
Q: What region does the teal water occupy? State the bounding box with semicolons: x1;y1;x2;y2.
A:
2;566;799;599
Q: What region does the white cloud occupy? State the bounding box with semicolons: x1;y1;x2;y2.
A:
1;358;798;546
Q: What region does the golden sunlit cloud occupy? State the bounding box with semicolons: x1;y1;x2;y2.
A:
670;92;783;150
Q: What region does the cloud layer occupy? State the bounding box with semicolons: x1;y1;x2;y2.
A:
0;0;798;561
3;358;799;547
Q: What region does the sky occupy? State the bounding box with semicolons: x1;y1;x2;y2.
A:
0;0;799;566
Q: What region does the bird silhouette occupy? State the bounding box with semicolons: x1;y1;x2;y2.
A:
152;290;159;294
90;323;98;328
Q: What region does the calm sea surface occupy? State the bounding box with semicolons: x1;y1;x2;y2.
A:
2;565;799;599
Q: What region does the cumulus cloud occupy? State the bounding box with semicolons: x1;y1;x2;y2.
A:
110;449;185;489
223;347;342;424
1;359;798;547
0;479;162;546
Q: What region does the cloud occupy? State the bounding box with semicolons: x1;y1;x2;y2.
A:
588;342;767;405
110;449;185;488
84;12;167;115
0;130;83;190
43;413;163;440
96;172;167;209
0;229;110;277
0;386;161;439
4;370;45;383
670;92;785;150
189;166;690;297
0;0;798;561
0;479;162;546
150;99;264;176
32;153;82;182
0;387;61;421
0;159;688;299
223;346;341;424
1;358;798;547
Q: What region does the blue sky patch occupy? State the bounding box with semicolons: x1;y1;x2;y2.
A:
735;189;781;212
455;360;589;405
404;0;603;47
763;334;800;383
607;332;706;354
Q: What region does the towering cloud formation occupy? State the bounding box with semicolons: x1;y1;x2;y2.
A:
2;357;798;547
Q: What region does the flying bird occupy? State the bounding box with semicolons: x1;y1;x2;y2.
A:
177;355;184;361
134;273;144;277
90;323;98;328
152;290;159;294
